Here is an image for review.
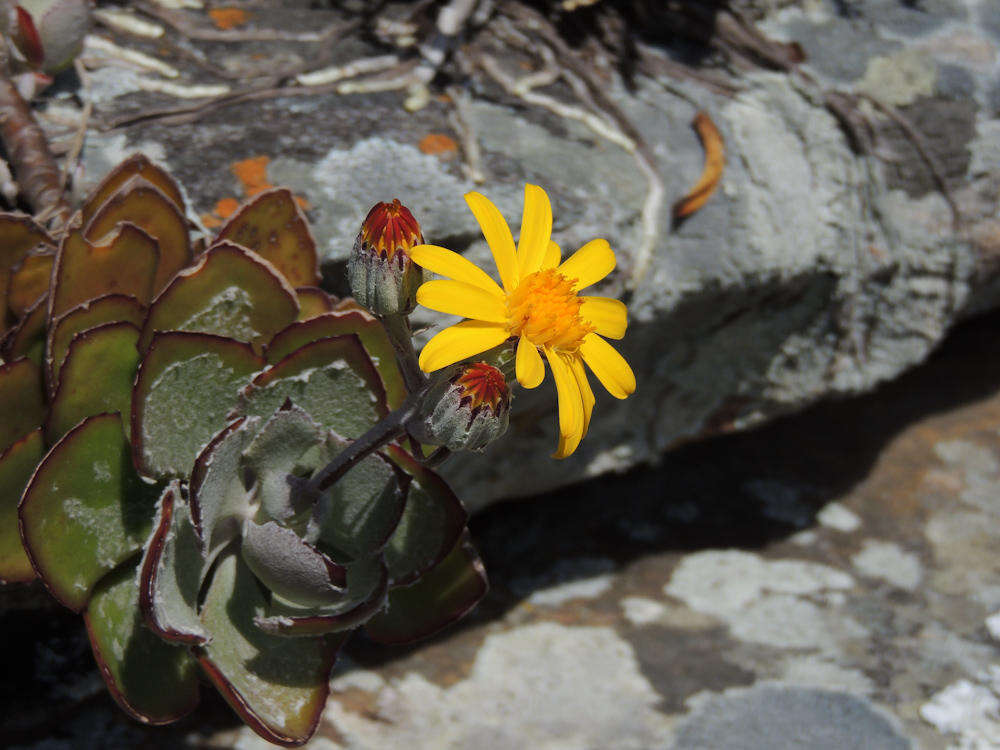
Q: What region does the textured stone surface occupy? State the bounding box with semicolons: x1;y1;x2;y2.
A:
37;0;994;510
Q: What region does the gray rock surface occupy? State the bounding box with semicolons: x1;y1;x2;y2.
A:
57;0;1000;511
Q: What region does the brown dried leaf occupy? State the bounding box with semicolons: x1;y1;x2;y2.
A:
672;111;725;222
215;188;320;288
50;226;159;319
82;155;186;223
83;177;191;294
8;250;54;318
0;213;55;270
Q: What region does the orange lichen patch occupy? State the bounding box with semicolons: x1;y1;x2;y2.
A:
419;133;458;157
232;155;272;197
214;197;240;219
202;156;310;228
672;111;725;221
208;7;250;30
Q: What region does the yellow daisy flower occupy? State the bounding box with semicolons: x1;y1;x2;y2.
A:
410;184;636;458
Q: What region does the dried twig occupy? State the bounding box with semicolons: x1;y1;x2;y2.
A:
0;74;67;223
446;85;486;183
859;93;961;231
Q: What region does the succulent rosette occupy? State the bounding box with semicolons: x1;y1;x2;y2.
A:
0;157;487;746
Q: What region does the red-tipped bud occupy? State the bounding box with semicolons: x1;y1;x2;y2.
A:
407;362;510;452
348;199;425;316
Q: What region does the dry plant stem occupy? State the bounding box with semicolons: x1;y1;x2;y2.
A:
446;85;486;183
305;396;419;494
0;75;67;224
859;93;961;231
62;59;93;192
101;58;416;129
380;313;428;395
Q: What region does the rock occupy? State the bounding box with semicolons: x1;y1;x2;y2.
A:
60;0;1000;510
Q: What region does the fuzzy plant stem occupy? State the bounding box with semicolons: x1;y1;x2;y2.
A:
305;394;420;494
379;313;427;395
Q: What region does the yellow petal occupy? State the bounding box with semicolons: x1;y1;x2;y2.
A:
410;244;504;296
579;333;635;399
541;240;561;270
516;184;552;277
464;191;519;293
558;238;616;291
579;296;628;339
515;334;545;389
416;279;507;324
569;355;595;437
418;321;510;372
546;348;584;458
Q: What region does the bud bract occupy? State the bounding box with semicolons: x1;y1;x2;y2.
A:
407;361;510;452
348;199;424;316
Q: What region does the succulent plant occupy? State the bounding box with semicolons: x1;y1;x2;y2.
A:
0;155;488;745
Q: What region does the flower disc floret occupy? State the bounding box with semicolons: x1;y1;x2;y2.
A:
409;184;636;458
506;269;593;351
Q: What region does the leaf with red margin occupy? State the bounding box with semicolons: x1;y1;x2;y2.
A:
189;416;259;575
139;241;298;353
81;155;186;224
266;310;406;411
19;413;159;611
238;335;386;440
8;250;53;318
295;286;334;320
83;177;191;294
0;213;54;270
46;294;145;393
132;332;264;479
364;532;488;645
49;226;159;318
46;322;140;444
254;555;388;637
0;357;44;452
1;293;46;364
197;552;344;747
85;561;201;724
0;428;42;583
215;188;320;288
138;481;208;645
382;444;467;587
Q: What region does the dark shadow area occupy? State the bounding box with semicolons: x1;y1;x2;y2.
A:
351;303;1000;664
6;305;1000;743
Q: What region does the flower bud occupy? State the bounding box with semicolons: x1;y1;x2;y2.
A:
348;199;425;316
407;362;510;452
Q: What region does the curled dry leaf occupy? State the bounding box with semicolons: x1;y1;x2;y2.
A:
672;111;725;222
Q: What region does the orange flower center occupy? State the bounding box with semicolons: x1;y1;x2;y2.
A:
454;362;508;413
506;269;593;352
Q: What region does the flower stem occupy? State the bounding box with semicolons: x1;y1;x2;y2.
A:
303;394;419;495
380;313;427;395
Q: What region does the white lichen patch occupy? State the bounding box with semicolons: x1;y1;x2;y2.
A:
921;678;1000;750
621;596;668;626
664;550;863;650
851;540;922;591
317;623;674;749
517;558;617;607
817;502;862;532
774;655;875;695
856;50;938;106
